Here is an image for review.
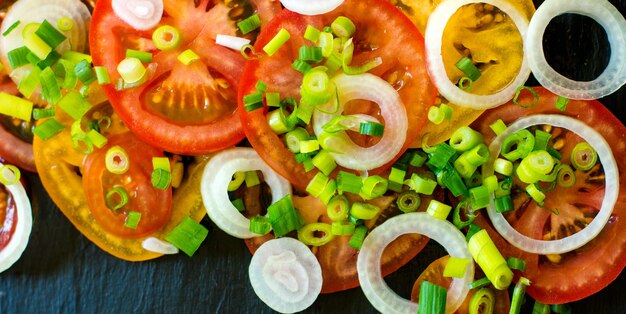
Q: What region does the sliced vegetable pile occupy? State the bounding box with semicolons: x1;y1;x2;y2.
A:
0;0;625;313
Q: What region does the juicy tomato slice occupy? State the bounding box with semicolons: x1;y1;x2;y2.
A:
33;103;208;261
471;87;626;303
410;256;510;314
90;0;281;155
238;0;437;190
0;185;17;251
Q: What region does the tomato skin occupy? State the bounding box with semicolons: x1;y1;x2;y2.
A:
239;0;436;190
471;87;626;303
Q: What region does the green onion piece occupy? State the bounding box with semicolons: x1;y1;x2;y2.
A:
243;91;264;112
440;165;469;197
126;48;152;63
79;84;89;99
341;38;383;75
2;20;20;36
278;97;299;129
455;56;481;81
301;69;332;105
299;46;323;62
387;167;406;193
533;129;552;152
306;172;329;197
452;199;476;229
458;77;473;90
39;66;61;104
33;118;64;140
526;184;546;204
152;157;170;172
461;143;490;167
337;171;363;194
495;176;513;197
324;53;342;74
516;150;556;184
240;44;262;61
263;28;290;56
249;216;271;235
0;165;20;185
394;191;419;213
427;105;446;125
23;32;52;60
331;16;356;38
453;155;478;179
469;288;495;314
417;281;447;314
510;277;531;314
494;158;514;176
86;129;107;148
409;151;428;168
165;216;209;257
348;225;368;250
532;301;551;314
296;98;315;123
469;186;490;210
267;110;290;134
317;132;349;154
105;146;130;174
359;122;384;137
35;20;66;49
237;14;261;35
304;25;321;42
466;223;481;242
507;257;527;272
285;127;309;153
0;92;33;121
94;66;111;85
464;171;483;189
348;215;363;226
317;31;334;57
61;51;92;64
56;59;77;89
494;195;513;213
513;86;539;108
36;50;60;69
550;304;571;314
298;222;334;246
555;95;569;111
244;170;260;187
299;139;320;154
501;129;535;161
151;168;171;190
318;179;337;205
295;152;314;163
327;194;350;221
26;51;41;65
361;175;388;199
124;211;141;229
350;202;380;220
443;257;470;278
489;119;507;136
331;221;355;235
468;229;514;290
105;187;129;211
72;132;93;155
547;146;562;160
177;49;200;65
57;91;91;120
254;80;268;93
483;175;498;193
17;65;41;98
57;18;73;31
33;108;55;120
265;92;280;107
570;142;597;171
231;198;245;212
556;164;576;188
426;200;452;220
268;195;303;237
469;276;492;290
228;172;246;192
7;46;30;68
312;150;336;176
117;57;146;84
292;59;313;74
426;143;457;171
152;25;182;50
449;126;483;152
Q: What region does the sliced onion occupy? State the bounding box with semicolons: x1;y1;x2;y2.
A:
357;212;473;314
216;34;251;51
0;163;32;273
424;0;531;109
112;0;163;31
279;0;344;15
142;237;179;255
201;147;291;239
0;0;91;77
526;0;626;99
249;237;322;313
483;114;619;254
312;73;407;171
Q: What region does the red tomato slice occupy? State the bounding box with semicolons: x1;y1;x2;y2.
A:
90;0;281;155
238;0;436;190
0;185;17;251
471;87;626;303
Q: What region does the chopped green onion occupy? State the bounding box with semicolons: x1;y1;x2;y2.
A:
331;221;355;235
263;28;290;56
57;18;73;31
348;225;368;250
23;32;52;60
513;86;539;108
360;175;388;199
428;105;447;125
464;171;483;189
510;277;531;314
317;132;349;154
469;288;495;314
458;77;473;90
455;56;481;81
318;179;337;205
117;57;146;84
359;121;384;137
516;150;556;184
105;187;129;211
312;150;336;176
298;222;334;246
267;195;303;237
7;46;30;68
249;216;271;235
245;170;260;187
555;95;569;111
36;50;60;69
39;66;61;104
165;216;209;256
152;25;182;50
75;59;97;85
469;186;490;210
177;49;200;65
94;66;111;85
489;119;507;136
151;168;171;190
33;118;64;140
57;91;91;120
526;184;546;204
304;25;321;42
56;59;77;89
532;301;551;314
466;224;481;242
495;176;513;197
468;276;492;290
0;92;33;121
231;198;245;212
507;257;527;272
32;108;55;120
301;69;332;105
501;129;535;161
468;229;513;290
152;157;170;172
61;51;92;64
571;142;597;171
350;202;380;220
426;200;452;220
327;194;350;221
453;199;476;229
417;281;447;314
494;158;514;176
324;53;342;74
458;144;490;167
86;129;107;148
299;46;323;63
17;66;41;98
292;59;313;74
126;49;152;63
337;171;363;194
556;164;576;188
237;14;261;35
426;143;457;171
0;165;20;186
105;146;130;174
449;126;483;152
299;139;320;154
331;16;356;38
306;172;329;197
396;190;420;213
72;133;93;154
443;257;470;278
265;92;280;107
35;20;66;49
243;91;264;112
341;38;382;74
2;20;20;36
284;127;309;153
533;130;552;152
482;175;498;192
409;151;428;168
228;172;246;191
387;167;406;193
267;110;290;134
440;165;468;197
550;303;572;314
124;211;141;229
240;44;262;60
317;31;334;57
453;155;478;179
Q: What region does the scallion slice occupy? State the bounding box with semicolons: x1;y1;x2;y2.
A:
0;165;20;185
417;281;447;314
297;222;334;246
359;122;384;137
331;16;356;38
0;92;33;121
267;195;303;237
105;187;129;211
105;146;130;174
337;170;362;194
124;211;141;229
361;175;388;199
165;216;209;256
7;46;30;68
455;56;481;81
177;49;200;65
327;194;350;221
237;14;261;35
304;25;321;42
57;91;91;120
426;200;452;220
249;216;271;235
126;49;152;63
152;25;182;51
33;118;64;140
57;18;74;31
2;20;20;36
117;57;146;84
348;225;367;250
263;28;290;56
396;190;420;213
571;142;597;171
35;20;66;49
40;66;61;104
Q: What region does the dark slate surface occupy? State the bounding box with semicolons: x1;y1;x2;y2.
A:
1;0;626;313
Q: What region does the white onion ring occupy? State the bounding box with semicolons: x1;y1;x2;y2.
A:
526;0;626;100
483;114;619;254
425;0;531;109
141;237;179;255
357;212;473;314
313;73;408;171
201;147;291;239
0;163;32;273
112;0;163;31
249;237;322;313
279;0;344;15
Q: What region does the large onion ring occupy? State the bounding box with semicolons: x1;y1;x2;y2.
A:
424;0;531;109
249;237;322;313
0;164;32;273
357;212;473;314
482;114;619;255
526;0;626;100
312;73;408;171
279;0;344;15
201;147;291;239
112;0;163;31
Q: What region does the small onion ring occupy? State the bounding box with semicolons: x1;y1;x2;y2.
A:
0;162;32;273
424;0;531;109
312;73;408;171
249;237;322;313
482;114;619;254
526;0;626;100
357;212;473;314
141;237;179;255
201;147;291;239
112;0;163;31
279;0;344;15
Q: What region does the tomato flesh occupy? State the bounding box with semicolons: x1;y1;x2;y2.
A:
0;186;17;251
